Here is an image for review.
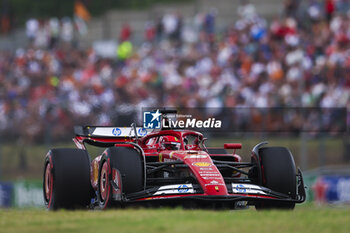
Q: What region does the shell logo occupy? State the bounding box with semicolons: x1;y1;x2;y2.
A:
192;162;212;167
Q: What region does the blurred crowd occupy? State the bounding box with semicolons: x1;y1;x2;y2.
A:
24;16;88;50
0;0;349;142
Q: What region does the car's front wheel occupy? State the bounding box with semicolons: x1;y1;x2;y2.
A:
97;146;144;209
254;147;296;210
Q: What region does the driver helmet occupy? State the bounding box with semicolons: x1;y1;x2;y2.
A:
161;136;180;150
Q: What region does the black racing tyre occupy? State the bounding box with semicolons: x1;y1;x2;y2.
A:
255;147;296;210
98;146;144;209
43;148;92;210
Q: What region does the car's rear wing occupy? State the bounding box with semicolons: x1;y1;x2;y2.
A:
74;126;153;138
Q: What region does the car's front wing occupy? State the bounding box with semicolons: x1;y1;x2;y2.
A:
124;181;306;204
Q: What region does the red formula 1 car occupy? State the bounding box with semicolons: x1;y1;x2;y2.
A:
43;124;306;210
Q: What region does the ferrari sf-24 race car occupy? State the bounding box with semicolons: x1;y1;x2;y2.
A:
43;123;306;210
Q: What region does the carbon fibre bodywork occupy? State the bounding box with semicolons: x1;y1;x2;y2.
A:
70;126;306;209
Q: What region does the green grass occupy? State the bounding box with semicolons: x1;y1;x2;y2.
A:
0;205;350;233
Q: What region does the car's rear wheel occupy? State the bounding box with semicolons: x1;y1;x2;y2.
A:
98;146;144;209
43;149;93;210
254;147;296;210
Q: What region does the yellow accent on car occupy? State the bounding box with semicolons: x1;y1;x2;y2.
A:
193;162;211;167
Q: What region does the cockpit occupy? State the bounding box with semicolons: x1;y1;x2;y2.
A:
142;131;204;151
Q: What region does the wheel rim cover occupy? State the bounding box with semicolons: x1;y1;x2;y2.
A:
44;163;52;202
100;162;108;201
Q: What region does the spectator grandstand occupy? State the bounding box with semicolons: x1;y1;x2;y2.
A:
0;0;349;143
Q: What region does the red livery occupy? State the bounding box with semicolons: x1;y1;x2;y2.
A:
43;121;306;210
